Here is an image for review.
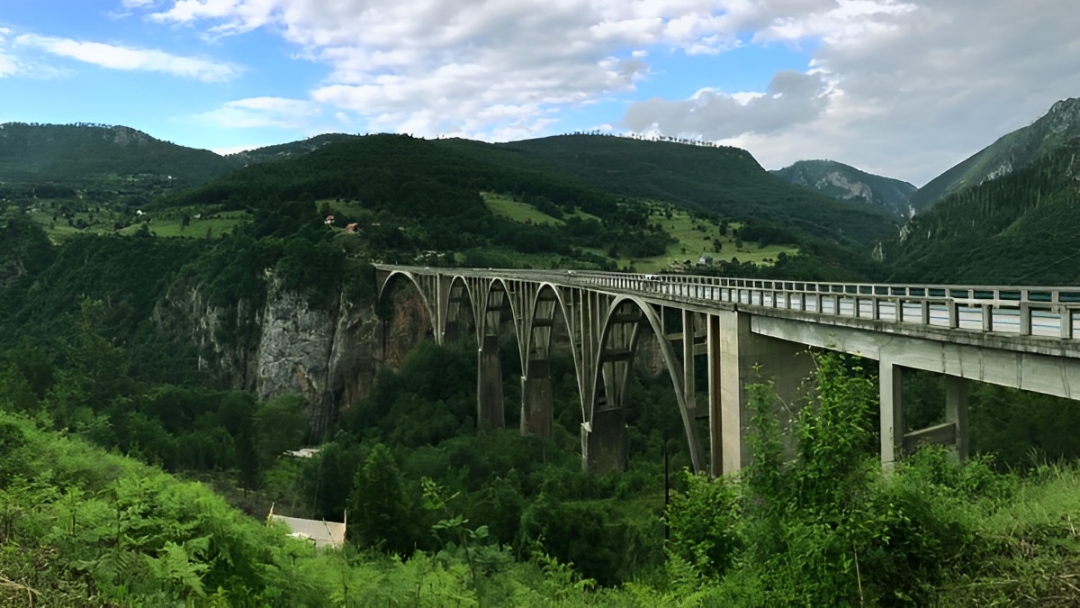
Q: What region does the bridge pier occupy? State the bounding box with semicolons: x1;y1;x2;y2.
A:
521;360;553;437
712;310;816;476
881;363;972;467
521;293;558;438
477;335;505;431
879;359;904;469
583;303;640;473
585;405;627;473
945;376;969;461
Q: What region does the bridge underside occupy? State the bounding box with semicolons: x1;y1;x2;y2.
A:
375;267;1080;475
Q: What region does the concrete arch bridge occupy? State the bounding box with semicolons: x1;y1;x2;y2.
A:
375;264;1080;475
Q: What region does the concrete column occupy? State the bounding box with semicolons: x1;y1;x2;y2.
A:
706;314;724;477
717;309;747;473
584;307;636;474
521;359;553;438
682;309;696;419
879;359;903;468
477;334;505;430
945;375;969;461
585;406;627;472
716;310;815;474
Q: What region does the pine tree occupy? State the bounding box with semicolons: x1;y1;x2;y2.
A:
348;443;411;554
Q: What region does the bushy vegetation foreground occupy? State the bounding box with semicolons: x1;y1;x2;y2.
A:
3;351;1080;607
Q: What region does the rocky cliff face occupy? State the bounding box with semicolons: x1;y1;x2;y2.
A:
155;270;680;437
154;275;432;437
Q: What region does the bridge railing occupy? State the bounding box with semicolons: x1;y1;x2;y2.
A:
557;271;1080;341
377;265;1080;341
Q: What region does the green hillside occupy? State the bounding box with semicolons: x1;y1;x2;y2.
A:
164;132;860;273
0;123;235;186
885;138;1080;285
771;159;917;218
226;133;357;167
167;133;680;267
474;134;898;247
911;98;1080;209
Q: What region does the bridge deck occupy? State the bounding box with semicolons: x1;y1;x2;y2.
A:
376;265;1080;357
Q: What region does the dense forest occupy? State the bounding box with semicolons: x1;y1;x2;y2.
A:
2;123;1080;605
886;138;1080;284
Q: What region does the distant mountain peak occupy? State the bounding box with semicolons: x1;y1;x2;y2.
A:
1048;97;1080;114
911;97;1080;210
770;159;916;219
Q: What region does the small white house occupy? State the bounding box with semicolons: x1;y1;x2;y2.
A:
268;505;346;549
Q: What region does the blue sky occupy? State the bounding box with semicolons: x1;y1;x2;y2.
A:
1;1;1077;184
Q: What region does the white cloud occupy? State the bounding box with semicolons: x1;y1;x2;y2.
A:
0;27;18;77
194;96;319;128
0;55;16;77
623;0;1080;184
144;0;745;139
14;34;240;82
131;0;1080;182
625;70;829;139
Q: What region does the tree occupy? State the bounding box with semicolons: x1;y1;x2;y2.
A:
252;394;306;471
348;443;412;554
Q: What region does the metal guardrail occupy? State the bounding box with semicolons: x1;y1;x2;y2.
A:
378;266;1080;340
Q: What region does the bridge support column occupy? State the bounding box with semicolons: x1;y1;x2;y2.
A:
521;359;553;438
583;305;638;474
707;314;725;477
713;310;815;475
585;406;627;473
945;376;969;462
478;335;505;431
879;359;904;469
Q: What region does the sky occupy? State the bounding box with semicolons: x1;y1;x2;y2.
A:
1;0;1078;186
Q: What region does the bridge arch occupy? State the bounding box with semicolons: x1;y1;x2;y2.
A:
586;295;705;473
473;277;528;430
439;274;480;345
376;269;438;339
520;283;577;437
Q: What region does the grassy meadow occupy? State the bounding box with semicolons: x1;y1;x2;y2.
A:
482;192;798;272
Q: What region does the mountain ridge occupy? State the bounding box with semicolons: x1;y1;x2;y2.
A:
481;134;898;247
770;159;917;218
0;122;235;186
885;137;1080;285
910;97;1080;209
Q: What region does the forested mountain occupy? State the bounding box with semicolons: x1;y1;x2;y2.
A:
885;137;1080;284
0;123;235;185
771;159;917;218
911;97;1080;209
483;135;898;247
166;133;678;265
226;133;356;166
